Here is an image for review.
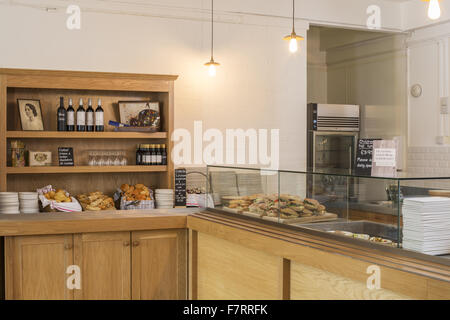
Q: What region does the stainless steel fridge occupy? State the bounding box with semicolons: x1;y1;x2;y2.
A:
307;103;360;208
307;103;360;172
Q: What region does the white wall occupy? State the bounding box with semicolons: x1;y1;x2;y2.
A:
0;0;407;173
407;22;450;147
403;0;450;30
0;3;308;171
307;27;328;104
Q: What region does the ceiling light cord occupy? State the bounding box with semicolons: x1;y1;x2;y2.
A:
292;0;295;33
211;0;214;60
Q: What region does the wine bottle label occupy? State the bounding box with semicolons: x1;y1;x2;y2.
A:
95;112;104;126
77;111;85;125
86;112;94;125
157;155;162;164
67;112;75;125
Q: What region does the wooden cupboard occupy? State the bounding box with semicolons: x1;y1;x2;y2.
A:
5;234;74;300
4;229;187;300
132;230;187;300
74;232;131;300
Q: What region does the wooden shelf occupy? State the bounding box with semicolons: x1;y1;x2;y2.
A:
6;131;168;139
6;166;167;174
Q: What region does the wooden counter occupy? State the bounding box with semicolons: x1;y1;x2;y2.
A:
0;208;197;236
0;209;199;300
187;211;450;300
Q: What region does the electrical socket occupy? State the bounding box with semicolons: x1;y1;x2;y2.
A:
437;136;445;145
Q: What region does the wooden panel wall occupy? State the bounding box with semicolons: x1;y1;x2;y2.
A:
291;261;410;300
197;232;280;300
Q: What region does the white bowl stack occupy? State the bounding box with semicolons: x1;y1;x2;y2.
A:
19;192;40;214
0;192;20;214
155;189;174;209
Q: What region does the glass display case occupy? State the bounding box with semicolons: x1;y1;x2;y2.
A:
206;165;450;259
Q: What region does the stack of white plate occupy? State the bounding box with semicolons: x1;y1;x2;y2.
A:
155;189;174;209
402;197;450;256
0;192;20;214
19;192;40;214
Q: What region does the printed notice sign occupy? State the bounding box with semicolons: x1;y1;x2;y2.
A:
371;140;397;177
373;148;396;167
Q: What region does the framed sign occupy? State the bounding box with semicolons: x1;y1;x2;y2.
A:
58;147;74;166
175;168;187;208
355;139;381;176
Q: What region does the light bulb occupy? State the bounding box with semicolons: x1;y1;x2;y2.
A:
208;64;216;77
289;38;298;53
428;0;441;20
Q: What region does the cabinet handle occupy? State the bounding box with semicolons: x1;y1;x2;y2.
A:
123;241;130;247
64;244;73;250
132;241;140;247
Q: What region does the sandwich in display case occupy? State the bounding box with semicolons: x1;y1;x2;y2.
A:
205;165;450;260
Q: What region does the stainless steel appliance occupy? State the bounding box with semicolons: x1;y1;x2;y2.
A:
307;103;360;172
307;103;360;203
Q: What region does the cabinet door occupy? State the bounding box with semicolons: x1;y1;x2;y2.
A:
5;234;74;300
131;229;187;300
73;232;131;300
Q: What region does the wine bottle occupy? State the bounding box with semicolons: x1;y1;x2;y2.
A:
66;98;75;131
76;98;86;132
150;144;156;165
161;144;167;165
57;96;66;131
95;98;104;132
86;98;94;132
156;144;162;165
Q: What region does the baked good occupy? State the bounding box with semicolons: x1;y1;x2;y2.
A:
77;191;115;211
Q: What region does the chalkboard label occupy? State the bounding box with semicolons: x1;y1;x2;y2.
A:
175;168;187;208
58;147;74;166
355;139;380;176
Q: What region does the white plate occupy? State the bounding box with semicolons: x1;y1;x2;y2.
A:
155;189;174;194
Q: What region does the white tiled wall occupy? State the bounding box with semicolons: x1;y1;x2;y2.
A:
407;147;450;189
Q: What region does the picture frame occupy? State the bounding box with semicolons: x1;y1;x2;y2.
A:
17;99;44;131
118;100;160;128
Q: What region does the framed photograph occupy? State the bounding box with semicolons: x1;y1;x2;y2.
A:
118;101;160;127
18;99;44;131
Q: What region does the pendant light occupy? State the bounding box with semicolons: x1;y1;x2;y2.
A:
283;0;304;53
204;0;220;76
423;0;441;20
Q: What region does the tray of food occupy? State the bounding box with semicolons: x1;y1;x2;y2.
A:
327;230;397;247
221;194;337;224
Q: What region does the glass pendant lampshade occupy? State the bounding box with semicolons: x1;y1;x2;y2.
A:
283;0;304;53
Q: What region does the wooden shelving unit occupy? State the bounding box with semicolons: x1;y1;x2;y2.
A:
0;68;177;195
6;166;167;174
6;131;168;139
